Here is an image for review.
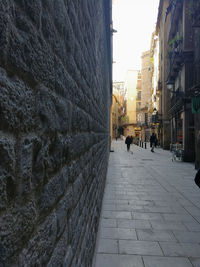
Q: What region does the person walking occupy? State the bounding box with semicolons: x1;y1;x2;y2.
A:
194;168;200;188
150;133;157;152
125;135;132;152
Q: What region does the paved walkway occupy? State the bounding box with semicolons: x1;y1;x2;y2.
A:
92;140;200;267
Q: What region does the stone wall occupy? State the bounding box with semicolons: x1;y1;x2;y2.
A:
0;1;111;266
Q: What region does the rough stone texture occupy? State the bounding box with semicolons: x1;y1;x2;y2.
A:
0;0;111;266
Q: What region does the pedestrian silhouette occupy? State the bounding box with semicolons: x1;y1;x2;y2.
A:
150;133;157;152
194;168;200;188
125;135;132;152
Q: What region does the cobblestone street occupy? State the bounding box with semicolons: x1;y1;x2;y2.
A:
93;140;200;267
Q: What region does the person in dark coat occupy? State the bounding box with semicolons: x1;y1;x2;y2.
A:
150;133;157;152
195;169;200;188
125;135;132;151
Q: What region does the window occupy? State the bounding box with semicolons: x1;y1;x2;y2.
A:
137;91;141;100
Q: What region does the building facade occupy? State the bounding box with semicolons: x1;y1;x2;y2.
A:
156;0;200;166
192;1;200;168
150;31;161;143
166;0;195;161
157;0;171;149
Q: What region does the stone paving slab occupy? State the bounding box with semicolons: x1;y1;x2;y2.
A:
132;211;164;220
100;227;137;240
100;218;117;228
183;221;200;231
143;256;193;267
190;257;200;267
94;254;144;267
97;238;118;254
159;241;200;257
172;230;200;243
119;240;163;256
102;211;132;219
136;229;176;242
117;219;152;229
92;141;200;267
162;213;197;222
149;220;187;231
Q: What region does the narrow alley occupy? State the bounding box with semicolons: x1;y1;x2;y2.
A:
93;140;200;267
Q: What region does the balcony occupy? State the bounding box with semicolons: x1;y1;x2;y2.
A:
166;51;182;79
169;88;184;114
188;1;200;27
166;0;182;42
166;48;194;80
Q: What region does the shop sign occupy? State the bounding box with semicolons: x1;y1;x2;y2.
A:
192;96;200;114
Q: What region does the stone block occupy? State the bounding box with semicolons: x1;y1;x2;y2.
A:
56;186;73;237
71;108;90;133
31;136;46;189
47;228;68;267
37;85;72;133
17;137;34;198
0;135;15;174
18;212;57;266
39;167;70;215
0;68;36;132
0;200;37;263
63;245;73;267
0;5;10;65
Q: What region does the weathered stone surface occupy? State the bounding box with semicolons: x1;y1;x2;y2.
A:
37;85;72;133
0;68;36;133
0;200;37;264
0;0;111;265
32;134;72;189
56;186;73;238
0;134;16;210
38;167;70;215
47;228;69;267
18;212;57;266
0;134;15;174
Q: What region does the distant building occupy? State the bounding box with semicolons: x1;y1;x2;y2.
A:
136;72;142;139
124;70;139;136
111;81;125;138
139;51;152;141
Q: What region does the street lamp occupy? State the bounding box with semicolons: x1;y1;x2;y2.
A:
166;78;175;90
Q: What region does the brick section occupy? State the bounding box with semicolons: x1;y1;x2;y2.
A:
0;0;111;266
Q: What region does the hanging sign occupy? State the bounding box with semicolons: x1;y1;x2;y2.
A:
192;96;200;114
